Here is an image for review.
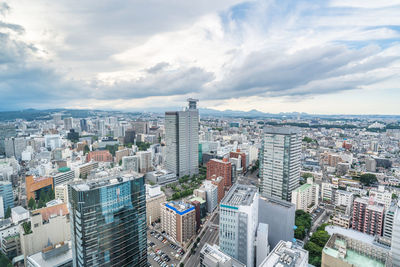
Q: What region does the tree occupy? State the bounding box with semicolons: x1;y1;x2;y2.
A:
393;193;398;199
302;137;313;143
5;207;11;218
310;230;330;247
357;173;378;186
119;159;122;166
83;145;90;155
302;173;313;179
28;197;36;210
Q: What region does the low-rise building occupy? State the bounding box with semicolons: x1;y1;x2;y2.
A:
259;240;308;267
291;178;319;213
322;233;390;267
145;169;176;185
200;243;245;267
26;241;72;267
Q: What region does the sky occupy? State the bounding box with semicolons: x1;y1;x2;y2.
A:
1;0;400;114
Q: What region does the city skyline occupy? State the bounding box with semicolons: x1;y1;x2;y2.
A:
1;0;400;114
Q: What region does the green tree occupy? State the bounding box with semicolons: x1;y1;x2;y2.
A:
310;231;330;247
119;159;122;166
5;207;11;218
356;173;378;186
28;197;36;210
393;193;398;199
83;145;90;154
302;173;313;179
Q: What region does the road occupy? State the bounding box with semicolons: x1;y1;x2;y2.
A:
182;209;220;267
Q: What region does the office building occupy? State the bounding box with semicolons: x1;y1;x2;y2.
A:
259;196;296;250
1;233;21;261
208;175;225;203
366;158;377;172
321;182;336;203
322;233;391;267
11;206;29;223
165;99;199;178
64;117;73;131
44;135;61;150
69;173;147;267
256;223;270;267
259;240;308;267
291;177;319;212
259;127;301;201
25;176;53;201
145;169;177;185
122;155;140;172
146;185;166;226
0;181;14;218
219;184;258;267
161;201;196;246
124;129;136;144
392;204;400;266
207;158;232;189
0;124;16;155
5;137;26;159
78;161;99;178
352;197;384;236
115;148;130;164
80;119;88;132
200;243;245;267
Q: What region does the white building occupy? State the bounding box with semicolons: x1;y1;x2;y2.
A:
44;135;61;150
369;186;392;211
121;155;140;172
335;190;354;215
219;184;259;267
200;243;245;267
291;178;319;213
259;240;308;267
321;182;336;203
165;99;199;178
137;151;152;173
203;181;218;213
260;127;301;201
11;206;29;224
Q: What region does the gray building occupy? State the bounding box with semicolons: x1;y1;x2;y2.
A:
384;204;397;240
52;170;75;186
258;196;295;250
259;127;301;201
200;243;245;267
165;99;199;178
219;183;258;267
0;124;16;155
5;137;26;159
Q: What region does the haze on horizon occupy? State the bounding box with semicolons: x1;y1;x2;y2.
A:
1;0;400;115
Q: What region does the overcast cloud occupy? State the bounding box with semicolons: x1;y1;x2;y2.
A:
1;0;400;114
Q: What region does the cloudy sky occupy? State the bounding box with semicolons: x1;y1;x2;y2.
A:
1;0;400;114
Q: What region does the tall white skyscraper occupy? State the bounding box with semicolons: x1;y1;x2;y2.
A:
391;203;400;266
219;183;259;267
64;117;73;131
165;99;199;178
259;127;301;201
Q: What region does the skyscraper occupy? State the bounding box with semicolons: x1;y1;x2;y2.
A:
165;98;199;178
69;173;147;267
0;124;16;155
80;119;88;132
64;117;73;131
219;183;259;267
0;181;14;218
259;127;301;201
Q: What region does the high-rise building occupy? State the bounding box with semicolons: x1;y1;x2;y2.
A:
259;127;301;201
122;155;140;172
352;197;384;236
4;137;26;159
137;151;152;173
0;124;16;155
207;158;232;189
0;181;14;218
25;176;54;201
219;183;259;267
64;117;73;131
229;150;247;173
370;186;392;211
69;174;147;267
161;201;196;246
80;118;88;132
124;129;136;144
165;99;199;178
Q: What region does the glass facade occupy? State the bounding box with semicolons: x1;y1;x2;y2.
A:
69;175;147;267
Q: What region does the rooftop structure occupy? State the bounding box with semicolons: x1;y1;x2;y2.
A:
259;240;309;267
200;243;245;267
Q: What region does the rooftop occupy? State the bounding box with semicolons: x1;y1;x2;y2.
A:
259;241;308;267
27;242;72;267
293;183;312;193
11;206;28;215
190;196;206;204
165;201;195;215
71;172;143;191
221;183;257;207
264;126;300;135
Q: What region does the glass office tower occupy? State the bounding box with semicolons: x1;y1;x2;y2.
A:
69;174;147;267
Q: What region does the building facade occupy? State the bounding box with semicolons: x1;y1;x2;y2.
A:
69;174;147;267
207;159;232;189
259;127;301;201
165;99;199;178
219;184;259;267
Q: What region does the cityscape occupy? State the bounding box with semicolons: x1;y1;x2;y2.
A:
1;1;400;267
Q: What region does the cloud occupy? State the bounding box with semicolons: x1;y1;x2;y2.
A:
1;0;400;113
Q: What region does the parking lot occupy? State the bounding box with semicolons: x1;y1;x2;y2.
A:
147;230;185;267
